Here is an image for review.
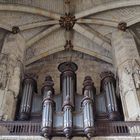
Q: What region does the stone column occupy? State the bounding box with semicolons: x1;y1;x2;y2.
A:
0;32;25;121
111;29;140;121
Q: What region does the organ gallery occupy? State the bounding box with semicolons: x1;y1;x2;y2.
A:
17;61;122;139
0;0;140;140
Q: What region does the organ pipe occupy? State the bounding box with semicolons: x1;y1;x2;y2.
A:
82;76;96;138
63;95;73;139
19;73;37;120
58;62;77;138
41;75;55;138
58;62;78;107
100;71;121;120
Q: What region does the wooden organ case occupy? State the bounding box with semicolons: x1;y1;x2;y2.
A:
18;62;122;139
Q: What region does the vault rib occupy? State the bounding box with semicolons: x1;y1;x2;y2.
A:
0;4;61;20
19;20;59;31
73;23;111;50
75;0;140;19
26;24;60;48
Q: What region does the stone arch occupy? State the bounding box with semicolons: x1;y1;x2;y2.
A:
0;23;12;31
25;45;112;66
0;4;61;20
75;0;140;19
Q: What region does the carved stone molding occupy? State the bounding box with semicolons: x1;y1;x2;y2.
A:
64;40;73;50
12;26;20;34
59;13;76;30
118;22;127;31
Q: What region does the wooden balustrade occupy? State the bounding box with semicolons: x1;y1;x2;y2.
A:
0;121;140;136
95;121;140;136
0;121;41;136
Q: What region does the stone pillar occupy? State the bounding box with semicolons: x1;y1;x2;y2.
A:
111;29;140;121
0;33;25;121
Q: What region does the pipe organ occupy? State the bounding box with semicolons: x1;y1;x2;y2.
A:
100;71;121;120
19;62;123;139
58;62;77;138
41;75;55;138
58;62;77;107
62;96;73;138
81;76;96;138
19;74;37;120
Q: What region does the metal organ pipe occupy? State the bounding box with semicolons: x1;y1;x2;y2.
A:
81;76;96;138
41;75;55;138
19;74;37;120
58;62;78;138
58;62;77;107
100;71;121;120
63;96;73;139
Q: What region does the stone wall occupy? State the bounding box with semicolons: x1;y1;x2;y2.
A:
0;33;25;121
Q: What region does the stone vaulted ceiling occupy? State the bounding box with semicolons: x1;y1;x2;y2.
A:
0;0;140;66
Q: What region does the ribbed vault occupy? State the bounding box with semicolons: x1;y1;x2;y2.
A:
0;0;139;66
